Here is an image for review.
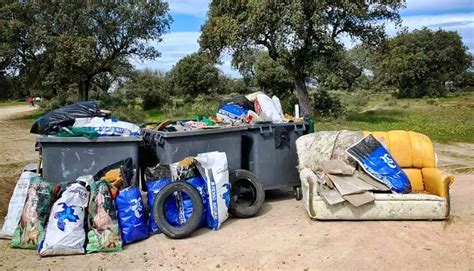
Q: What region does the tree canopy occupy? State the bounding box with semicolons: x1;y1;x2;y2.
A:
0;1;171;101
376;28;471;98
200;0;403;115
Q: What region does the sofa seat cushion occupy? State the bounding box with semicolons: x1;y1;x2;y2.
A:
402;168;425;192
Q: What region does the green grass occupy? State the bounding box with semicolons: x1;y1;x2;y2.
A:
0;101;27;107
317;93;474;143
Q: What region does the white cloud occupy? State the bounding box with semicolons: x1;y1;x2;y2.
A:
403;0;473;13
168;0;209;17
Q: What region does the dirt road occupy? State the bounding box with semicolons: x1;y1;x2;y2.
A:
0;106;472;270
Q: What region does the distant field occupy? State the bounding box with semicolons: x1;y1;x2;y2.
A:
0;101;27;107
318;93;474;143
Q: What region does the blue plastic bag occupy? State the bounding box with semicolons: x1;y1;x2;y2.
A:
115;186;149;245
146;178;172;234
346;134;411;193
146;177;208;233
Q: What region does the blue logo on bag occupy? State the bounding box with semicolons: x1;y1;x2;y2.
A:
54;203;79;231
130;198;143;218
222;183;231;208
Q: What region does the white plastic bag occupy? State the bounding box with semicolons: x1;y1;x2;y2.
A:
0;172;37;239
195;152;230;230
73;117;140;137
254;94;283;123
272;96;284;116
39;182;89;256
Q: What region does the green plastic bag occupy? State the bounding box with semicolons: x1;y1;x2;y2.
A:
86;180;122;253
11;176;53;249
57;127;99;140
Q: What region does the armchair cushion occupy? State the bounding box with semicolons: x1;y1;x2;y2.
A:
422;168;454;197
402;168;424;192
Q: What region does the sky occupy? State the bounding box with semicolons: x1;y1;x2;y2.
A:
133;0;474;77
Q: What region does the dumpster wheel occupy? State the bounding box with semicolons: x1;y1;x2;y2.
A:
294;186;302;201
229;170;265;218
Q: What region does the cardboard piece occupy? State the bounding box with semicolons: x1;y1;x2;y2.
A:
327;174;365;195
322;160;355;175
319;183;345;205
343;192;375;207
356;171;390;191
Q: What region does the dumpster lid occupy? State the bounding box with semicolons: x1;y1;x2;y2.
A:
37;136;143;143
142;126;248;138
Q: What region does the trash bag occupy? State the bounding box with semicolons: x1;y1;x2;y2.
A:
73;117;140;137
115;185;149;245
254;94;283;123
346;134;412;193
38;182;89;256
30;101;101;135
216;104;248;123
144;165;171;181
56;127;99;140
145;178;172;234
195;152;230;230
94;158;134;189
86;180;122;253
11;177;54;249
218;95;254;111
0;172;38;239
170;157;200;182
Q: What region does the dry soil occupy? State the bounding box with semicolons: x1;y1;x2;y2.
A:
0;105;472;271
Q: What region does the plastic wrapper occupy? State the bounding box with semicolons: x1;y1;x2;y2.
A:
216;104;248;123
86;180;122;253
11;177;53;249
0;172;38;239
73;117;140;137
115;185;149;245
195;152;230;230
346;134;411;193
254;94;283;123
218;95;254;111
30;101;100;135
38;182;89;256
144;165;171;182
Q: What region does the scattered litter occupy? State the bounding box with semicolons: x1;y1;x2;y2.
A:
73;117;140;137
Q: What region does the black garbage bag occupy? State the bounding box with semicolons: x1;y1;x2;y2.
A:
30;101;101;135
93;158;135;189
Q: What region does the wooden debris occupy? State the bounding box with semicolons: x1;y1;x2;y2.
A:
322;173;334;188
343;192;375;207
356;171;390;191
322;160;355;175
319;183;345;205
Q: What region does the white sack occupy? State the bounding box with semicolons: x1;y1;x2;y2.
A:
195;152;230;230
254;94;283;123
39;182;89;256
73;117;140;136
0;171;37;239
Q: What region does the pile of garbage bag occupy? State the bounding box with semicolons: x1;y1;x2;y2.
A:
0;150;263;257
31;101;140;138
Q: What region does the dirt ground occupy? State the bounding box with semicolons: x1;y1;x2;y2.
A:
0;105;473;270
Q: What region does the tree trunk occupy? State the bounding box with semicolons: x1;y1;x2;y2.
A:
294;76;313;117
78;80;90;101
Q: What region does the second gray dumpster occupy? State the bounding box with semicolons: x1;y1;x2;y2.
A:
37;136;142;183
242;123;307;191
142;126;247;172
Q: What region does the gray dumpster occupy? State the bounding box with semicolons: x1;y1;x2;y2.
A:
37;136;142;183
142;126;247;172
242;123;307;191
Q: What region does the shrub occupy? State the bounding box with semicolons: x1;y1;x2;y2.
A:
312;89;346;118
111;106;147;124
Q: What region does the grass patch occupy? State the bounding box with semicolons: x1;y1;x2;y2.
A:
0;101;27;107
317;93;474;143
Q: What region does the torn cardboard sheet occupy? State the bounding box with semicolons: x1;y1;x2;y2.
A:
322;160;355;175
318;183;345;205
343;192;375;207
356;171;390;191
327;174;365;195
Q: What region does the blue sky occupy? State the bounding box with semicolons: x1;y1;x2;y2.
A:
134;0;474;77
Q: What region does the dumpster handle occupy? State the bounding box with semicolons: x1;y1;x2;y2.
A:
259;125;273;135
294;123;306;132
154;133;164;145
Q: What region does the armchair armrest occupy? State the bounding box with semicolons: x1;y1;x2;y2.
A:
422;168;454;197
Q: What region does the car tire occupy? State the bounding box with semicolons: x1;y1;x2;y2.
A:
229;170;265;218
152;182;203;239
